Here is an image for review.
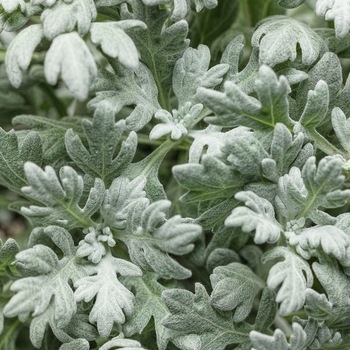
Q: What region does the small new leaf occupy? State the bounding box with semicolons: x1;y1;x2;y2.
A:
210;263;265;322
262;247;314;316
225;191;282;244
252;16;327;66
5;24;43;88
45;32;97;101
21;162;104;229
90;20;147;71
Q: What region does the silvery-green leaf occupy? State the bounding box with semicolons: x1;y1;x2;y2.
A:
100;334;145;350
41;0;96;40
252;16;327;67
88;61;160;132
121;1;189;106
210;263;265;322
65;105;137;187
0;4;41;33
188;125;252;163
90;20;146;70
304;288;333;321
0;238;20;272
74;252;142;338
13;114;85;165
119;200;202;279
173;155;246;203
276;156;350;222
285;225;350;263
0;129;42;194
200;65;293;129
162;283;250;350
3;227;87;329
122;272;172;350
262;247;313;316
59;339;89;350
21;162;104;229
102;176;147;229
332;107;350;155
250;322;309;350
225;191;281;244
299;80;329;129
44;32;97;101
0;0;25;13
173;45;228;106
316;0;350;38
312;255;350;329
5;24;43;88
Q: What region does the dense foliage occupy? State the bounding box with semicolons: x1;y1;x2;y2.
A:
1;0;350;349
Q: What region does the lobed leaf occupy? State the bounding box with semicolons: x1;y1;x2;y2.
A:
74;253;142;338
65;105;137;187
252;16;327;67
262;247;313;316
21;162;104;229
119;200;202;279
44;32;97;101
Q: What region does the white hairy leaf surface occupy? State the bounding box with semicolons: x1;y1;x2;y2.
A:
90;20;146;70
252;16;327;66
316;0;350;38
44;32;97;100
5;24;43;88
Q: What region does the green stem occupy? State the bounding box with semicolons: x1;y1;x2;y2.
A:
309;129;346;157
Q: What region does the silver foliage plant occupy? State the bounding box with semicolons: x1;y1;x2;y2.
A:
2;0;350;349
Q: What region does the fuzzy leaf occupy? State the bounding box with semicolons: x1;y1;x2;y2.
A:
119;200;202;279
200;65;293;129
21;162;104;229
276;156;350;222
59;339;90;350
121;1;189;105
13;114;85;164
0;0;25;13
173;155;246;203
88;61;160;132
252;16;327;66
316;0;350;38
5;24;43;88
100;334;145;350
278;0;306;8
173;45;228;106
250;322;310;350
0;238;20;271
0;129;42;193
304;288;333;321
102;176;147;229
3;226;86;328
225;191;282;244
312;255;350;329
122;272;171;350
332;107;350;154
162;283;250;350
262;247;313;316
44;32;97;101
210;263;265;322
285;225;350;263
74;252;142;338
90;20;146;70
65;106;137;187
41;0;96;40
